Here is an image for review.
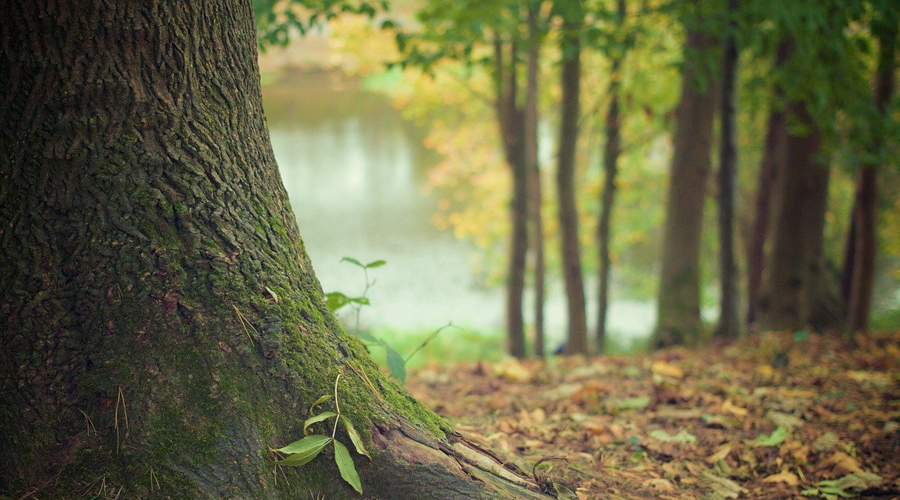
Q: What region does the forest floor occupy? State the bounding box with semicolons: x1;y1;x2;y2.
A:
405;330;900;500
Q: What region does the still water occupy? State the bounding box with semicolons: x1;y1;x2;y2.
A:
262;72;654;345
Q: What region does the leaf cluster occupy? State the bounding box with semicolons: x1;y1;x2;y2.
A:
274;376;371;494
254;0;389;49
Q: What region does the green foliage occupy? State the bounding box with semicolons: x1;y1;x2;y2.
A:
253;0;389;49
275;375;371;495
359;322;458;383
753;426;789;447
325;256;385;334
802;472;883;500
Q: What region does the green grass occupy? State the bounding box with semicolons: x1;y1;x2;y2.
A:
354;325;654;371
355;326;506;369
871;306;900;331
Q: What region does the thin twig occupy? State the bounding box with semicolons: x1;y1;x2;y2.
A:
115;387;129;453
405;321;458;363
331;373;343;439
233;304;258;345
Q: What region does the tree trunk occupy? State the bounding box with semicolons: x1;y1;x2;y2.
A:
494;38;529;358
556;0;589;355
847;17;897;332
746;41;790;328
654;28;719;348
0;2;550;498
715;0;740;339
757;101;830;332
596;0;626;354
525;1;545;357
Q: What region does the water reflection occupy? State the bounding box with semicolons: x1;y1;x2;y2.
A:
264;72;505;333
262;71;654;345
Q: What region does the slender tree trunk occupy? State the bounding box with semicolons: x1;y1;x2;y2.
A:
840;207;857;306
494;38;529;358
747;41;790;328
757;101;830;332
596;0;626;354
556;0;589;355
848;17;897;332
715;0;740;338
654;28;719;348
0;3;550;498
525;1;545;357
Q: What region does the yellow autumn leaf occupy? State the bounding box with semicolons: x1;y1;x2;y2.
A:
762;471;799;486
651;361;684;379
706;443;733;463
722;399;748;418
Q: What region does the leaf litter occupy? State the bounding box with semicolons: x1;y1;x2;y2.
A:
405;331;900;499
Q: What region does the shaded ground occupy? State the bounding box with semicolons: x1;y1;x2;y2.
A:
406;331;900;499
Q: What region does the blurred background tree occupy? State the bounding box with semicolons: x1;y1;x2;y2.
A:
253;0;900;361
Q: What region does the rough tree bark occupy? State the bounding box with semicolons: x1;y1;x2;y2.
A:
493;38;529;359
555;0;589;355
596;0;626;354
715;0;740;339
746;41;790;328
0;2;551;498
524;0;546;357
654;27;719;348
847;16;897;332
757;101;830;332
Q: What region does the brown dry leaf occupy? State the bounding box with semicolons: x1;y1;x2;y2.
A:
651;361;684;379
817;451;864;477
493;358;532;382
778;388;816;399
571;381;609;405
780;441;810;464
762;471;799;486
530;408;547;425
722;399;749;418
582;421;606;437
706;443;733;463
755;364;775;377
645;477;676;492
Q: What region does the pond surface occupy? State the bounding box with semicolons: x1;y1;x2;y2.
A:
262;71;654;346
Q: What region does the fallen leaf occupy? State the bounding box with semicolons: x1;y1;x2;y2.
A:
706;443;733;463
650;429;697;444
700;471;747;499
811;432;839;453
651;361;684;379
645;478;675;492
816;451;863;477
766;410;804;430
762;471;799;486
722;399;748;418
753;426;789;447
493;358;532;382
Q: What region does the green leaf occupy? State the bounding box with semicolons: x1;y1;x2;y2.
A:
358;332;382;345
340;257;364;268
341;415;371;459
334;440;363;494
276;435;332;466
554;483;578;499
365;259;386;268
325;292;351;312
754;426;789;447
304;411;337;432
386;346;407;384
309;394;332;415
346;296;371;306
650;429;697;444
